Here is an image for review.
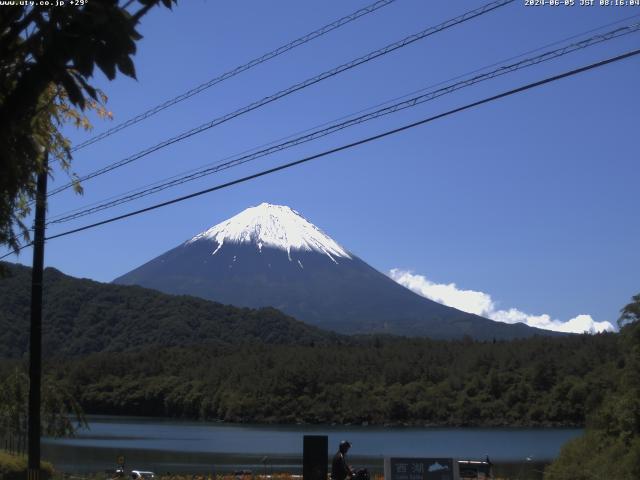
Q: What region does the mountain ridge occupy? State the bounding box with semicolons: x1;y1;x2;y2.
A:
114;203;563;340
0;261;343;358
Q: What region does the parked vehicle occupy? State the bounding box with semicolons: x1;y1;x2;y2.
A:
131;471;156;480
458;460;492;479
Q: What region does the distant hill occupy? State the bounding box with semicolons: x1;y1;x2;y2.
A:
0;262;342;358
115;203;562;340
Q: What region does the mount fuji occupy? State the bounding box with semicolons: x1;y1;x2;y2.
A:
114;203;558;340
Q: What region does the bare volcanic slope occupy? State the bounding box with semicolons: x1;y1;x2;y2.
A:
114;203;559;340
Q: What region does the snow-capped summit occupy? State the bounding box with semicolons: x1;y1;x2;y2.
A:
188;203;351;263
114;203;560;341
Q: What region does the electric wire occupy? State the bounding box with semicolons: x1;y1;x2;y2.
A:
46;12;640;223
3;47;638;258
46;22;640;225
46;0;514;199
42;48;640;242
1;241;32;260
71;0;399;152
0;46;630;259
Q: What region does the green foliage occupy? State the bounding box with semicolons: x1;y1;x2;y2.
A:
545;295;640;480
544;427;640;479
0;262;341;358
0;451;54;480
0;1;177;252
0;367;86;438
35;332;620;427
0;369;28;438
619;293;640;328
0;262;630;429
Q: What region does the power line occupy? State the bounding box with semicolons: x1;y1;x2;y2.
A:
46;11;640;219
3;46;638;259
70;0;399;152
47;13;640;222
47;0;514;199
6;47;636;261
33;48;640;246
1;242;32;260
46;22;640;225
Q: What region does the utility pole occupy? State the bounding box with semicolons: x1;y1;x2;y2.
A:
28;151;48;480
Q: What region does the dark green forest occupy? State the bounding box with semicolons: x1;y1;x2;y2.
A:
1;332;617;428
544;300;640;479
2;261;639;478
0;261;626;428
0;301;637;480
0;262;341;358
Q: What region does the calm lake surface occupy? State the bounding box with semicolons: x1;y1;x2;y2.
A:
42;416;582;475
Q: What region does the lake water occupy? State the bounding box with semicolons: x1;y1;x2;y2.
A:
42;416;582;477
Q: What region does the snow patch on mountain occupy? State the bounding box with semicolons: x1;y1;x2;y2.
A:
188;203;351;263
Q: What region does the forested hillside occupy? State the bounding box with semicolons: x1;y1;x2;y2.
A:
546;296;640;479
33;332;620;427
0;262;342;358
0;261;627;429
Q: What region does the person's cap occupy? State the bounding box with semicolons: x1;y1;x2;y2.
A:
340;440;352;448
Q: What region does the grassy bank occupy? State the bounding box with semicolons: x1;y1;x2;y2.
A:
0;451;54;480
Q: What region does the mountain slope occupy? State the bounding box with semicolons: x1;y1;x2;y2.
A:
115;203;560;340
0;262;342;358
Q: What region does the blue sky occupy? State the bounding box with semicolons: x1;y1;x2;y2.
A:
7;0;640;331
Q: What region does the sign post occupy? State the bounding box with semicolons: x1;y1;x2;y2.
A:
384;457;460;480
303;435;328;480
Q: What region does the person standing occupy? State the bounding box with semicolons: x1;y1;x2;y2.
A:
331;440;353;480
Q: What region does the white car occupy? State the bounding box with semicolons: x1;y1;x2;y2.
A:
130;471;155;480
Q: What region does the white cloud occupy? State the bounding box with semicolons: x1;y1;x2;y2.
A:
389;269;614;334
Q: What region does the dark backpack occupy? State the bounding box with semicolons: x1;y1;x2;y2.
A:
354;469;370;480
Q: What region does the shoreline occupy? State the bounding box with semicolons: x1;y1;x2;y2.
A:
41;445;551;477
79;413;585;430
